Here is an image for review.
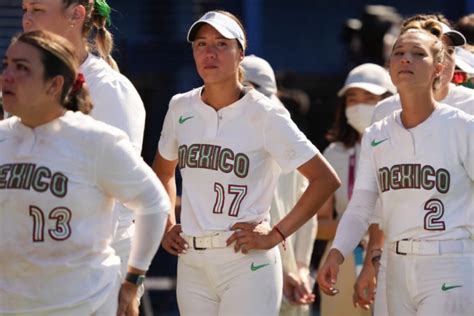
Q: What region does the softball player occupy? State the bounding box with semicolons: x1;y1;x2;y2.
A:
22;1;147;304
353;17;474;316
318;27;474;316
0;30;169;315
153;10;340;316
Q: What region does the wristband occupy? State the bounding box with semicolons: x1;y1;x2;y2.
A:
273;226;286;251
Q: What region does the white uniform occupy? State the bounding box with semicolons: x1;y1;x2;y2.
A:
334;104;474;315
0;112;169;314
372;83;474;123
158;87;318;315
370;85;474;316
80;54;146;277
319;142;370;316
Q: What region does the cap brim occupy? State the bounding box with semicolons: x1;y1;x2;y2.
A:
337;83;387;97
187;21;237;43
443;31;466;47
455;47;474;73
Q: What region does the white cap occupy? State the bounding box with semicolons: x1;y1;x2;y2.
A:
241;55;277;97
337;63;396;97
455;47;474;73
187;11;246;50
440;22;466;47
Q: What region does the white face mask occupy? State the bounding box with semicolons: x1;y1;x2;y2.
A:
345;103;375;134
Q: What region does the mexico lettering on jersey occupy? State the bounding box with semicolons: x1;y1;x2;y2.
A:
378;164;450;193
178;144;250;178
0;163;68;197
358;104;474;241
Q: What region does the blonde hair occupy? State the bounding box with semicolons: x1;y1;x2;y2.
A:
62;0;119;71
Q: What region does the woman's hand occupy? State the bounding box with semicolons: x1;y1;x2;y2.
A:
352;262;376;310
161;224;188;256
117;283;139;316
317;248;344;296
226;222;280;253
283;267;315;305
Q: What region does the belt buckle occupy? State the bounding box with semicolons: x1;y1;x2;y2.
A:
193;237;207;250
395;239;408;255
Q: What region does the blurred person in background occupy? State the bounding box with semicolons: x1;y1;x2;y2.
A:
316;63;395;316
455;13;474;48
241;54;317;316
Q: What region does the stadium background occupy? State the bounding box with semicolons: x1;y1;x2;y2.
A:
1;0;473;314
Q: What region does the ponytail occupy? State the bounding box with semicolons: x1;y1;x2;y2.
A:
91;0;119;71
65;73;93;114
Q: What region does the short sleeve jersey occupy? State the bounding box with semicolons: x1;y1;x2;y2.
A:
355;104;474;242
159;87;318;236
0;112;168;313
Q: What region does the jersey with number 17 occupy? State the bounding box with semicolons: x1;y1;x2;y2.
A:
355;104;474;242
159;87;318;236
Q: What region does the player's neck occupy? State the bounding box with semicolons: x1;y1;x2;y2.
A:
201;82;244;111
433;84;449;102
399;88;436;129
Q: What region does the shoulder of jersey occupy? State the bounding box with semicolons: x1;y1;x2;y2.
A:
62;111;128;139
372;94;400;123
0;116;16;136
323;141;349;156
81;54;137;92
446;84;474;116
437;102;474;122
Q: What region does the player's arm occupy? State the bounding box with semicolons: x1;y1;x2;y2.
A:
228;153;341;252
315;194;338;240
152;151;188;256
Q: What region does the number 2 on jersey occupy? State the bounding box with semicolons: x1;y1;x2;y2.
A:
213;182;247;217
29;206;72;242
424;198;446;231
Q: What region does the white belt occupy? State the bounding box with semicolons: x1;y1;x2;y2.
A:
182;232;234;250
389;239;474;255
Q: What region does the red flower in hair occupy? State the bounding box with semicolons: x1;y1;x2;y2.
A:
71;73;85;94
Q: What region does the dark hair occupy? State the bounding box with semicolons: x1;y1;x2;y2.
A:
62;0;119;70
326;92;392;148
13;30;93;113
455;14;474;45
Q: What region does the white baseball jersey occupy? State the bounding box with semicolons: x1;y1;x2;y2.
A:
356;103;474;242
372;83;474;123
0;112;168;313
81;54;146;241
159;87;318;236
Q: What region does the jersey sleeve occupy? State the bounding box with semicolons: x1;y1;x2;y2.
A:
158;102;179;161
95;131;170;216
353;132;379;192
462;115;474;180
90;78;146;154
264;107;319;173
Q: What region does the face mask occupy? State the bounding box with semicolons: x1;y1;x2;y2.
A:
345;103;375;134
